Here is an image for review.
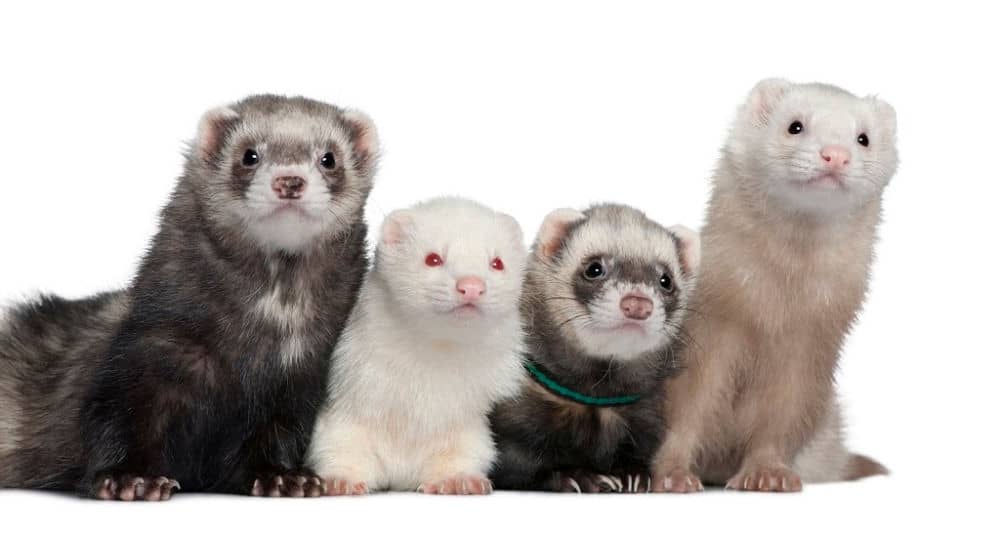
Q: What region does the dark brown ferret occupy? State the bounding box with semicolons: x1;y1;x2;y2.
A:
652;79;898;492
490;205;700;492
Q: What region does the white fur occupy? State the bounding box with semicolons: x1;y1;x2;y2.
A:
307;197;527;491
241;160;338;252
570;281;669;360
792;399;852;482
726;79;898;219
251;274;314;368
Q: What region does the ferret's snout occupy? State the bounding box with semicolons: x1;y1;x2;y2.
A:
620;295;653;321
272;176;306;200
456;276;486;303
820;145;851;172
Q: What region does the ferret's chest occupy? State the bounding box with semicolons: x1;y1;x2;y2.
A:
334;337;510;435
239;281;327;366
513;386;653;466
718;241;869;334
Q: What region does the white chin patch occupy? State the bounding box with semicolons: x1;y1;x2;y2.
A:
570;284;668;360
241;163;334;252
772;180;856;217
572;324;665;361
248;210;326;252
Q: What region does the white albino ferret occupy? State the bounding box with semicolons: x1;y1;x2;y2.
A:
307;197;527;495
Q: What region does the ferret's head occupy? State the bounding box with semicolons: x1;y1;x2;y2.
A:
726;79;898;217
525;205;699;361
374;197;527;328
188;95;379;253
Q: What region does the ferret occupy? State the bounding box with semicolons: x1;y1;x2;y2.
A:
307;197;527;495
0;95;379;500
651;79;898;492
489;204;700;492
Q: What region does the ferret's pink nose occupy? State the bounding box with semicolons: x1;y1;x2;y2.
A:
456;276;486;302
820;145;851;171
620;295;654;321
272;176;306;200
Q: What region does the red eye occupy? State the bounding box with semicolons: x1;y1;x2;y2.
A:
425;253;444;267
491;257;505;271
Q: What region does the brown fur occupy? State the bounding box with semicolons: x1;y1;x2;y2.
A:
653;180;878;488
651;80;896;492
845;454;889;481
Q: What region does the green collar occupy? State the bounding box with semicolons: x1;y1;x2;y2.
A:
523;358;642;407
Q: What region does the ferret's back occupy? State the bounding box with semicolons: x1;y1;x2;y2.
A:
0;291;128;489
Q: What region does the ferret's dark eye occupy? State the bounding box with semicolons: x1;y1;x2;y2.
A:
320;152;336;169
583;262;605;280
857;133;869;147
788;121;803;135
660;273;674;292
242;149;259;167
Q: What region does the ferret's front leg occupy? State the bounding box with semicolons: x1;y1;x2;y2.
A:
79;333;188;501
308;416;381;496
726;342;833;493
418;420;495;495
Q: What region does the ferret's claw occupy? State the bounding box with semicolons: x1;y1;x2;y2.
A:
725;465;802;492
418;475;492;496
652;468;703;493
325;478;369;496
91;474;179;501
251;472;325;498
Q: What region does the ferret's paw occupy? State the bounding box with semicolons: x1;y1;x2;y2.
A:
250;473;325;498
725;465;802;492
553;471;622;493
652;468;704;493
324;478;370;496
92;474;180;501
418;474;492;495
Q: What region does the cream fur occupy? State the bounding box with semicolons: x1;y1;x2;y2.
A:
307;197;527;492
653;79;897;491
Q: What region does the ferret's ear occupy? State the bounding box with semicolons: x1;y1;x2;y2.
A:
341;109;381;176
380;209;413;247
535;208;586;259
496;212;525;249
746;78;791;128
669;224;701;277
195;106;240;159
868;97;897;136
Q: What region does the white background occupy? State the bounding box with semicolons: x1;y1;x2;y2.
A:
1;1;997;533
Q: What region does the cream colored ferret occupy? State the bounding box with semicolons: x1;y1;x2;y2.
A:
652;79;898;492
307;197;527;495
